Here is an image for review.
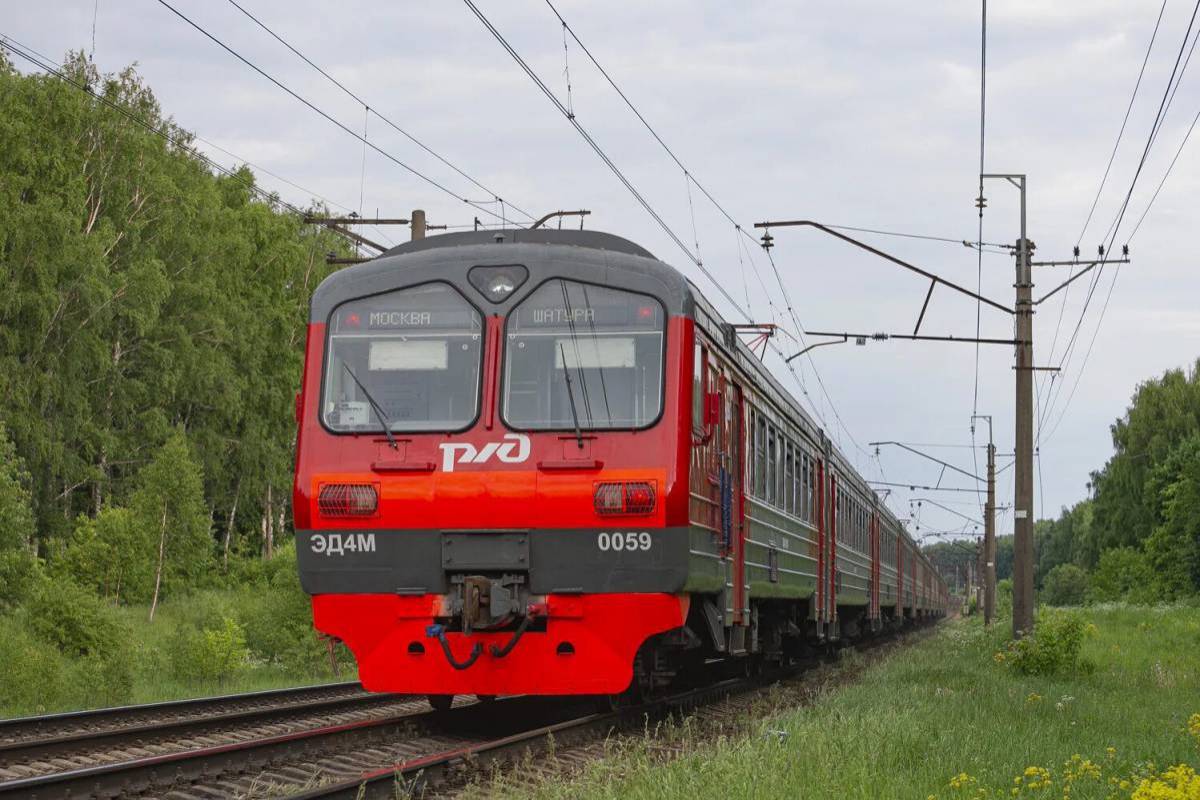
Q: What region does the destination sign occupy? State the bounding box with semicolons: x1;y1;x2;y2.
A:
514;302;661;330
335;307;477;332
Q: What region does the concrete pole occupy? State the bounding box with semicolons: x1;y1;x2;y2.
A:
411;209;426;241
1012;175;1035;638
985;440;996;625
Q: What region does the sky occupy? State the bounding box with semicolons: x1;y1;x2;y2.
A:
5;0;1200;545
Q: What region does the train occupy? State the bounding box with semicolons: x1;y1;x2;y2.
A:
292;228;948;706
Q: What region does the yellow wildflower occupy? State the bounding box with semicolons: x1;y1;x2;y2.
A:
949;772;977;790
1188;713;1200;741
1027;693;1043;706
1130;763;1200;799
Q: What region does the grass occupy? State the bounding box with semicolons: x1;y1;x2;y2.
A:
485;604;1200;800
0;587;346;719
110;599;345;708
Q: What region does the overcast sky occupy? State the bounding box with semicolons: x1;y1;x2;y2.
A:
7;0;1200;545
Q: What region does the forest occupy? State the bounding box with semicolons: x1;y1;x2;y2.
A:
0;51;350;714
924;360;1200;607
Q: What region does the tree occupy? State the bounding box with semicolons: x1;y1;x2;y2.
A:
0;422;37;606
133;429;210;621
1091;361;1200;555
995;535;1014;581
1142;435;1200;599
62;507;152;604
0;52;346;568
1041;564;1089;607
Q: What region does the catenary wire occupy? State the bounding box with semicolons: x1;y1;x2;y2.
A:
534;1;886;463
0;36;359;233
462;0;876;463
155;0;515;226
1041;0;1200;442
223;0;535;222
1040;0;1171;429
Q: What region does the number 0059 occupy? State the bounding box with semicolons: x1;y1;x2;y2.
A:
597;531;651;552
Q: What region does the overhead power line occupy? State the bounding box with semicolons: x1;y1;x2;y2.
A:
223;0;533;223
0;37;360;231
1042;0;1200;443
1075;0;1169;248
1041;1;1170;428
154;0;514;226
528;1;887;461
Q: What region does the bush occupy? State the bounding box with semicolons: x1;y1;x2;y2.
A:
1042;564;1090;606
996;578;1013;618
26;574;130;659
1001;608;1091;676
1087;547;1157;604
0;615;74;714
167;615;250;684
232;542;345;673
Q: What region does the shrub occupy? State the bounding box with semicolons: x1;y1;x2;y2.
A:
232;542;346;673
996;578;1014;618
1002;608;1091;676
25;574;130;659
167;615;250;684
1042;564;1090;606
0;614;73;714
1087;547;1156;603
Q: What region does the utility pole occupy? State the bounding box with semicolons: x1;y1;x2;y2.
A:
972;414;996;625
753;212;1127;639
411;209;426;241
981;173;1033;638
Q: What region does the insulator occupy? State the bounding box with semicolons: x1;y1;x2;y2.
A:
1122;244;1129;256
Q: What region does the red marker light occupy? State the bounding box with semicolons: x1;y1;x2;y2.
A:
318;483;378;517
637;306;654;320
346;312;361;328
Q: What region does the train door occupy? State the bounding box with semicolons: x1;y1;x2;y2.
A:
873;506;883;623
728;381;747;629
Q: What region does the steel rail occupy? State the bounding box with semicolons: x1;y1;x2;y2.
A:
0;680;362;744
0;699;470;799
0;690;404;765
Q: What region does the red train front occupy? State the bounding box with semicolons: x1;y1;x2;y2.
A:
293;230;692;698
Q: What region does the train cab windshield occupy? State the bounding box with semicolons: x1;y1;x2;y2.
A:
502;279;665;430
322;283;483;432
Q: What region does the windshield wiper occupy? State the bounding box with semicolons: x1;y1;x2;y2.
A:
558;343;584;450
341;363;398;450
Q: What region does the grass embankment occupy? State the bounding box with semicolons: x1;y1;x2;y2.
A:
0;546;350;718
494;605;1200;800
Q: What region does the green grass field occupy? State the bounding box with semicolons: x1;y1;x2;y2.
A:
492;605;1200;800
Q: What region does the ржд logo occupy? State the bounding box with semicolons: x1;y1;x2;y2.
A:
439;433;530;472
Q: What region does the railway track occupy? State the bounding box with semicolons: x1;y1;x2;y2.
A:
0;681;428;789
0;624;936;799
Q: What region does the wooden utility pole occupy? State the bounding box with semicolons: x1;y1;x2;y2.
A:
411;208;426;240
